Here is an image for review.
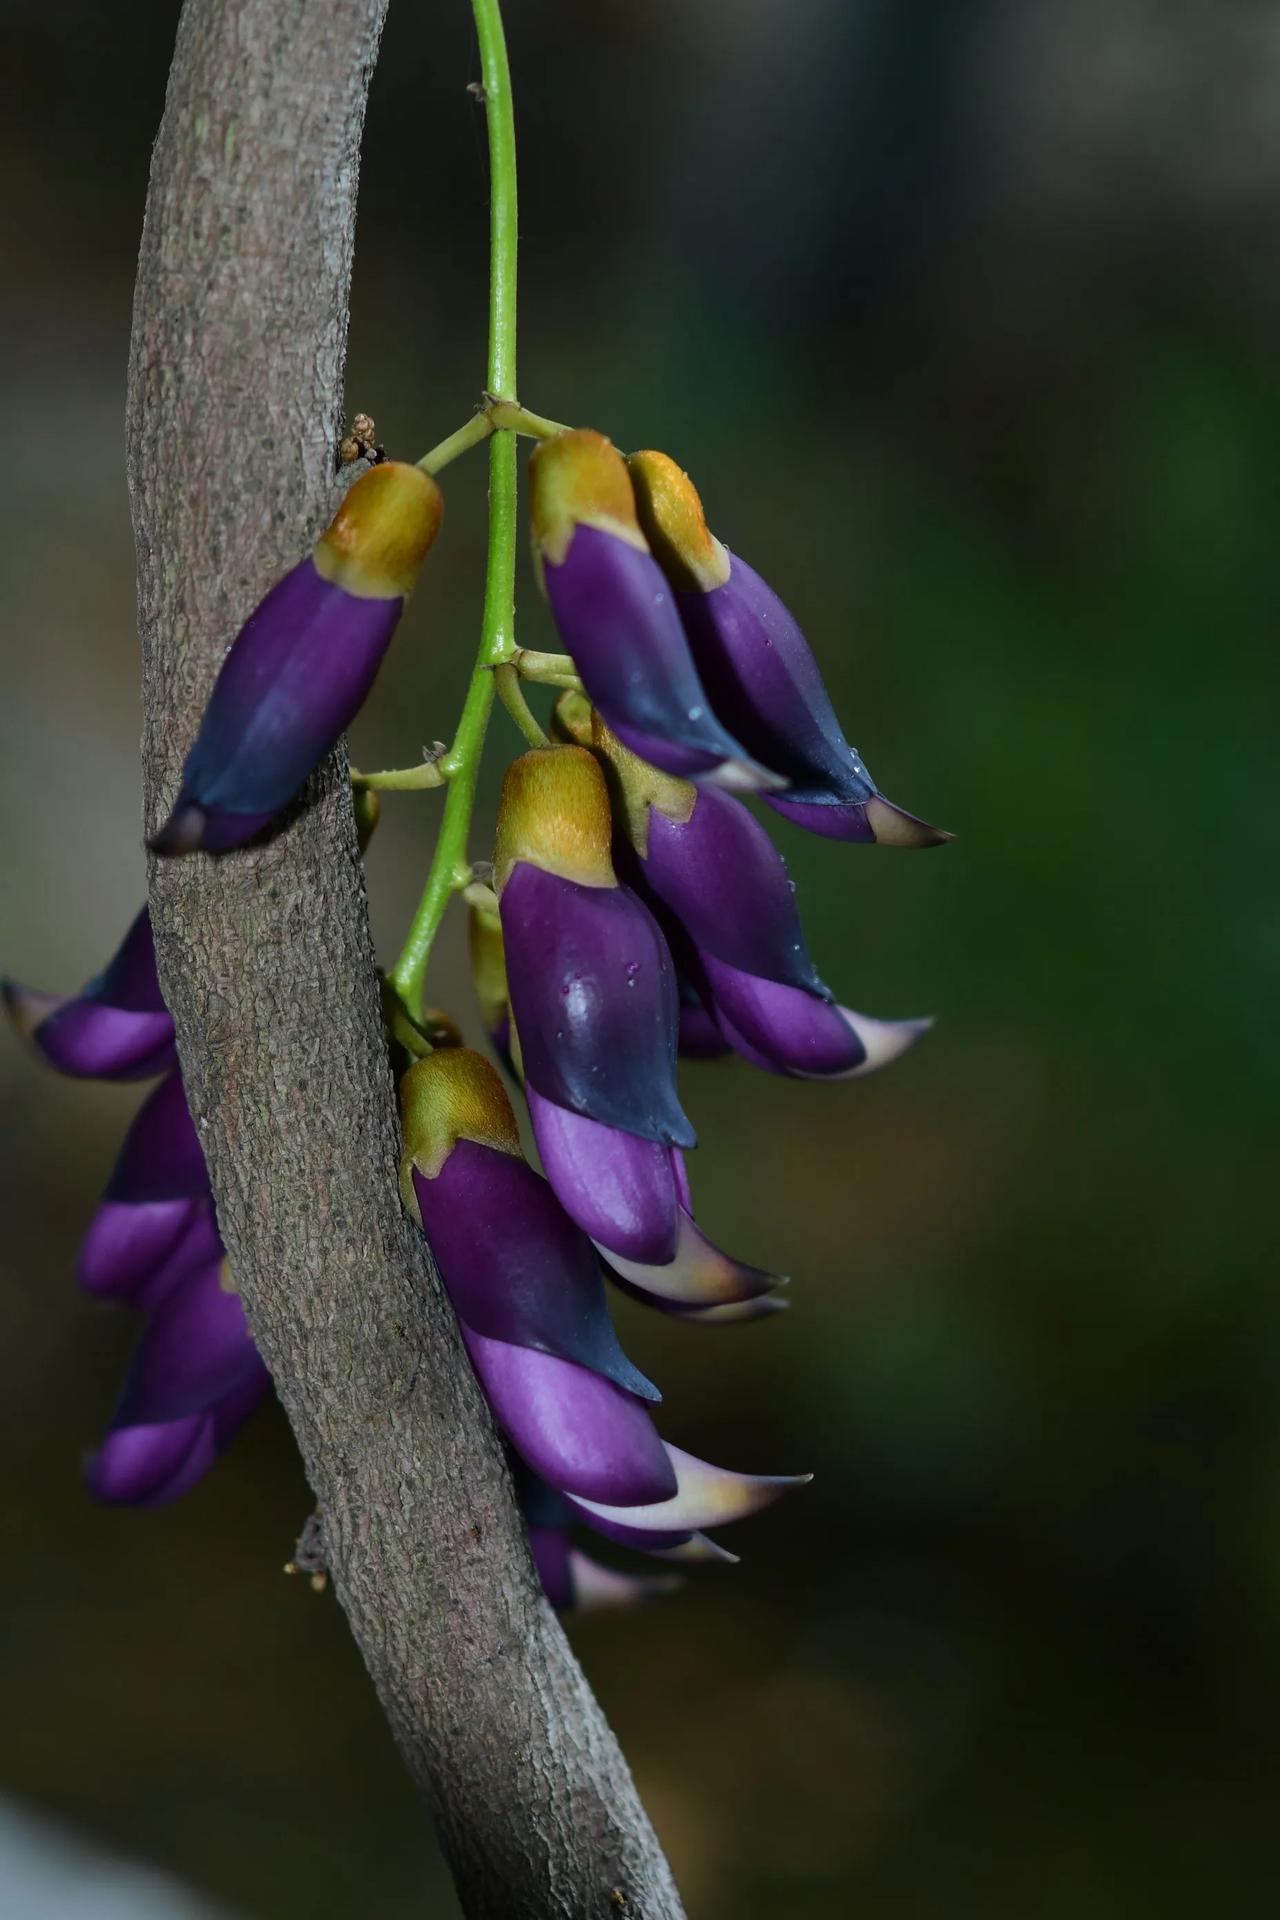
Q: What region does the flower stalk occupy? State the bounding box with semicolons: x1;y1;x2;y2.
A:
391;0;524;1019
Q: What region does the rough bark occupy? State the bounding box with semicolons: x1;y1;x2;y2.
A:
128;3;685;1915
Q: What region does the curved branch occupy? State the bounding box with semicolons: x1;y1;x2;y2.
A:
128;3;684;1914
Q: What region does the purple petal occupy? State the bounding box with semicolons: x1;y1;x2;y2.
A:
678;996;729;1059
705;961;932;1079
569;1441;810;1534
527;1088;681;1264
544;525;775;789
642;787;826;994
86;1363;269;1508
131;1202;224;1312
501;863;693;1148
677;553;876;798
460;1327;677;1505
701;961;865;1075
3;908;175;1081
114;1260;259;1426
411;1148;658;1401
151;556;403;854
24;1000;175;1081
67;907;167;1013
77;1196;202;1301
210;1365;273;1444
597;1207;784;1309
104;1072;208;1203
767;791;952;848
86;1415;214;1507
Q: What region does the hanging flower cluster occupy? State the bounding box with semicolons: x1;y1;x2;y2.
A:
4;910;269;1502
7;416;946;1613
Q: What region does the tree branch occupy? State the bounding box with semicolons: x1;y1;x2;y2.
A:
128;4;684;1914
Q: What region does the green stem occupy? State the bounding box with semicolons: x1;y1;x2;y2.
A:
351;760;447;791
390;0;521;1019
486;399;569;440
418;411;493;475
494;661;549;745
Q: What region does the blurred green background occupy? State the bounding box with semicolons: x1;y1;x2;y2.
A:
3;1;1279;1913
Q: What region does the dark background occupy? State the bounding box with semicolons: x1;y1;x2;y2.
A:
3;1;1279;1913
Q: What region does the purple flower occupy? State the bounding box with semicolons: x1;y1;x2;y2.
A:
493;745;693;1264
567;1443;809;1541
529;431;778;791
152;462;443;854
483;745;784;1306
400;1049;657;1401
401;1048;673;1505
585;708;932;1083
88;1369;270;1508
3;907;175;1081
628;450;951;846
400;1049;806;1536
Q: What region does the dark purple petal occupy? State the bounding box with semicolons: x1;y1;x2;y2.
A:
701;960;866;1075
460;1327;677;1505
86;1364;269;1508
678;996;729;1059
677;553;876;798
704;960;932;1079
501;862;693;1148
411;1148;658;1401
82;908;166;1012
131;1202;224;1313
77;1196;202;1300
766;792;875;841
86;1415;214;1507
642;787;827;994
25;1000;175;1081
114;1260;258;1426
767;791;951;848
151;557;403;854
597;1206;783;1310
3;908;176;1081
544;526;774;789
104;1072;208;1204
210;1365;273;1444
527;1087;681;1264
569;1442;809;1534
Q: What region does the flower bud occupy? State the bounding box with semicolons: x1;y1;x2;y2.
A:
629;449;949;845
529;431;777;791
399;1050;657;1398
151;461;443;855
495;749;694;1188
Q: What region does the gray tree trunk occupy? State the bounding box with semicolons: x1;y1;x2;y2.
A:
127;3;685;1915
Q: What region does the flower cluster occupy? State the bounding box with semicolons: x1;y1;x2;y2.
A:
8;414;945;1614
4;911;268;1502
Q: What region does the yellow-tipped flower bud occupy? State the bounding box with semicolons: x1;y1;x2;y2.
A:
314;460;444;600
627;450;730;592
528;429;647;569
492;746;617;893
398;1048;521;1209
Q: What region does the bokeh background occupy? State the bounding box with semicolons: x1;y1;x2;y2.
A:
3;0;1279;1913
